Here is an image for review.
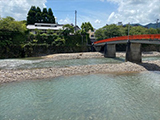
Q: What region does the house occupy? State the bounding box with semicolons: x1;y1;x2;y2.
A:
27;23;64;34
117;22;123;26
27;23;80;34
88;29;96;43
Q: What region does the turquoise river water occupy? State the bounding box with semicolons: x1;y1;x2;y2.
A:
0;56;160;120
0;56;159;70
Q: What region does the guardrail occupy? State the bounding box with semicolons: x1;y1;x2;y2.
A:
94;34;160;44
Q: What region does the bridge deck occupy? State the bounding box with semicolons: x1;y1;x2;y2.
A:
94;34;160;46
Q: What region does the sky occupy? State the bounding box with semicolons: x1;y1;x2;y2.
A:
0;0;160;28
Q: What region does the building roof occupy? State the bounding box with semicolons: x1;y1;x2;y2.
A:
27;23;82;31
27;23;64;30
27;25;63;30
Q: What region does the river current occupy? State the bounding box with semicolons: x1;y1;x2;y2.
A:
0;56;160;120
0;56;159;70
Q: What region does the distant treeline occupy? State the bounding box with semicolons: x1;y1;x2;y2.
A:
95;24;160;40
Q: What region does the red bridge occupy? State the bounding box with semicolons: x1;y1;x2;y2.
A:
93;34;160;63
94;34;160;45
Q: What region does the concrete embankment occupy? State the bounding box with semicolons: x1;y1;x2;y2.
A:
0;52;160;84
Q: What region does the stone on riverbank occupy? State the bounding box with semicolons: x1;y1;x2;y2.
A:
0;52;160;84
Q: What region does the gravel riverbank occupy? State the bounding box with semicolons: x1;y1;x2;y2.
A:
1;52;160;84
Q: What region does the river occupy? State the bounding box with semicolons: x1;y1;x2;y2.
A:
0;56;160;120
0;56;160;70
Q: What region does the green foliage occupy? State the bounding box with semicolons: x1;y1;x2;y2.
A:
42;8;48;23
94;28;104;40
157;29;160;34
40;33;48;43
129;26;146;35
64;34;82;46
95;24;123;40
48;8;55;23
81;22;94;33
95;24;159;40
27;6;55;25
52;37;65;46
103;24;122;38
0;16;27;47
27;6;37;24
28;32;35;42
62;24;74;36
146;28;158;34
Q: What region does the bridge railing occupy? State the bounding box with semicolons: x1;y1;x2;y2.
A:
94;34;160;45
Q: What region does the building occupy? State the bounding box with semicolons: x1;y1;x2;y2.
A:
27;23;80;34
118;22;123;26
27;23;64;34
88;29;96;43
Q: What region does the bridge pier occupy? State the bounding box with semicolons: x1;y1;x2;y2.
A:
126;41;142;63
104;43;116;58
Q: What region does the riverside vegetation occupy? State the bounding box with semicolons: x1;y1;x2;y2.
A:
0;6;160;58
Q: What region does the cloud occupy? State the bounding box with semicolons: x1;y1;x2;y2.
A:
78;14;106;28
0;0;47;20
58;17;72;24
106;0;160;25
107;12;115;22
95;19;101;24
77;9;109;28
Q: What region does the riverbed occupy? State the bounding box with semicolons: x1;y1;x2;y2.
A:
0;52;160;84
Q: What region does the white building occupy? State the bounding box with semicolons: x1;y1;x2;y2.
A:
27;23;64;34
27;23;81;34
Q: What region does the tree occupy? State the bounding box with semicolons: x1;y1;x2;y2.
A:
129;26;147;35
95;28;104;40
35;7;42;23
0;16;27;47
81;22;94;33
52;37;65;46
62;24;74;36
27;6;56;24
42;8;48;23
27;6;37;24
80;22;93;44
36;7;41;13
157;29;160;34
146;28;158;34
48;8;55;23
95;24;122;40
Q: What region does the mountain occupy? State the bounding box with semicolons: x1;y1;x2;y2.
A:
123;23;160;29
144;23;160;29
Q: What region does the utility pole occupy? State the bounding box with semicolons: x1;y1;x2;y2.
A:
156;19;159;29
75;10;77;33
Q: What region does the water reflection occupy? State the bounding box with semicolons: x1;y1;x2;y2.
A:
0;71;160;120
